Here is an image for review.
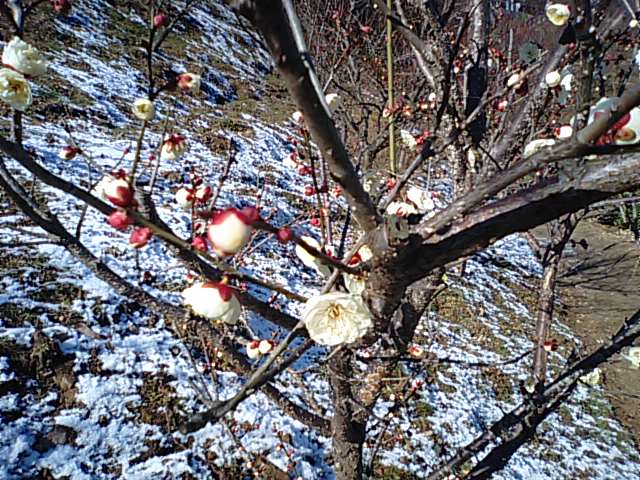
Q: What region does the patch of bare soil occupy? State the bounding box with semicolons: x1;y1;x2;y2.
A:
556;221;640;445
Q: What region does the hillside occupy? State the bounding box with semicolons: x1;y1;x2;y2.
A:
0;1;639;479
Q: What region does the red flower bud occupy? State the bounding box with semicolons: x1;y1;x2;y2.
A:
240;206;259;225
107;210;133;230
304;185;316;196
276;227;293;244
192;235;208;252
129;227;153;248
386;178;397;190
310;217;321;227
153;13;168;29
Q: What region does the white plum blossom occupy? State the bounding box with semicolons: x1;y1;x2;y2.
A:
344;274;366;295
406;185;435;214
295;235;331;277
623;346;640;369
386;201;417;217
292;111;304;124
283;153;298;169
545;70;561;88
523;138;556;158
400;129;418;150
258;340;274;354
2;37;47;77
132;98;155;121
557;69;574;105
580;368;602;386
302;292;373;346
507;73;522;88
325;93;341;113
182;281;241;324
0;68;31;111
545;3;571;26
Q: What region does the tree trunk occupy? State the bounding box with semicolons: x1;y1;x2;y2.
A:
329;349;366;480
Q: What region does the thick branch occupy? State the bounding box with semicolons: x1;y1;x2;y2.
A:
397;154;640;285
233;0;380;231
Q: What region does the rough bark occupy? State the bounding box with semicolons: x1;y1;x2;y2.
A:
329;349;366;480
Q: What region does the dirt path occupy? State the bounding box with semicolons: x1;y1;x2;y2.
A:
553;221;640;445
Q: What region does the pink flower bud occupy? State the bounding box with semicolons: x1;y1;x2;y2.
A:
107;210;133;230
129;227;153;248
276;227;293;244
192;235;208;252
240;206;259;225
207;207;255;257
103;178;134;207
177;73;201;92
304;185;316;196
153;13;168;29
310;217;320;227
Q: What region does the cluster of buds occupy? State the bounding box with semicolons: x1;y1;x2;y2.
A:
246;339;275;359
175;184;212;210
94;171;154;248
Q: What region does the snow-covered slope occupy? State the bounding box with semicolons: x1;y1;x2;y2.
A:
0;1;638;479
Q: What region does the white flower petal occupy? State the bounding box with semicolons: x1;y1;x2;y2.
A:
302;292;372;346
545;3;571;26
0;68;31;111
2;37;47;77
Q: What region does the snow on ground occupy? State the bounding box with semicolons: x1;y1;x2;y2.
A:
0;0;639;479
